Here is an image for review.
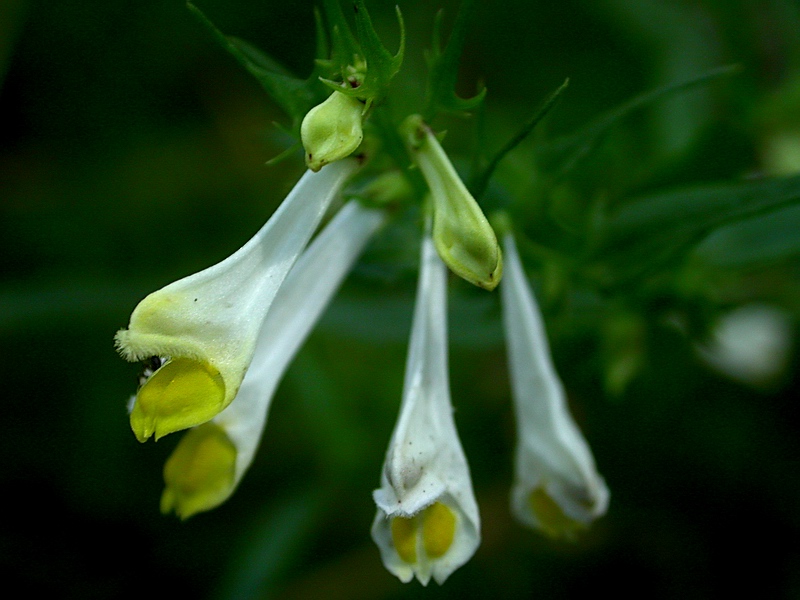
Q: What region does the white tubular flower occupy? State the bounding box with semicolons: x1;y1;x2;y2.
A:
371;233;480;586
500;233;609;539
115;159;358;443
159;201;386;519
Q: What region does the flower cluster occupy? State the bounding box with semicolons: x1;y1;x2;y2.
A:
115;0;609;586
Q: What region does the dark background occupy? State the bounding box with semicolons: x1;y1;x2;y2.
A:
1;0;799;598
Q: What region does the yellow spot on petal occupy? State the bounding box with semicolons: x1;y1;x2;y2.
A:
130;358;225;442
422;502;456;558
389;502;459;565
391;515;418;564
160;422;236;520
529;486;586;539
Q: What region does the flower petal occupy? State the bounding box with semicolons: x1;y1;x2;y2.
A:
371;233;480;585
116;159;358;441
500;233;609;538
160;201;385;517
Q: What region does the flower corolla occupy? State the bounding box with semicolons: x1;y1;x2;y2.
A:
500;232;609;538
371;233;480;585
159;201;386;518
115;159;358;442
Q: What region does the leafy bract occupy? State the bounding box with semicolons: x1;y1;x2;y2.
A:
187;3;320;133
423;0;486;119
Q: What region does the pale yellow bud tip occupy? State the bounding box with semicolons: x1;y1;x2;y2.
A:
390;502;457;564
301;90;364;172
130;358;226;442
433;220;503;291
528;486;586;540
160;422;237;520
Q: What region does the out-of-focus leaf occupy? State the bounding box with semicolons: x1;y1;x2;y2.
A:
287;350;372;474
423;0;486;119
213;491;321;600
188;3;318;131
319;289;502;347
603;174;800;247
692;204;800;267
539;64;740;177
471;78;569;199
594;173;800;279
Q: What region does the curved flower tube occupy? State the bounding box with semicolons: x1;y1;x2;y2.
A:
115;159;358;442
371;233;480;585
159;201;386;518
500;233;609;539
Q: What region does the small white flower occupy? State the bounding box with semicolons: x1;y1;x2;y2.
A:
371;232;480;585
115;159;358;442
500;233;609;539
696;303;793;387
159;200;386;519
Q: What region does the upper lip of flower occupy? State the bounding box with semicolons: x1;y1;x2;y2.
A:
115;158;359;442
371;232;480;586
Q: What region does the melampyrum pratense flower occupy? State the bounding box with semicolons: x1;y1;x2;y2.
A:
159;201;386;519
115;159;359;442
371;230;480;586
500;232;609;539
119;0;612;586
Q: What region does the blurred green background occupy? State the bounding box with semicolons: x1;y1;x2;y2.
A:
2;0;799;598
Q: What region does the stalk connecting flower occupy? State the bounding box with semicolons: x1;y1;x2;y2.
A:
400;114;502;291
159;201;385;518
115;159;358;442
500;233;609;538
371;232;480;585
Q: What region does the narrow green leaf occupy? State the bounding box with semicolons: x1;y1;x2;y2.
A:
471;78;569;198
322;0;360;73
423;0;486;119
187;2;317;131
349;1;404;102
541;64;741;176
595;174;800;280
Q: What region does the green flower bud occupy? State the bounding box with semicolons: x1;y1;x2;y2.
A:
301;90;364;172
401;115;502;290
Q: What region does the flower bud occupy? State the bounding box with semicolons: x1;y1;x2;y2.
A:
301;90;364;172
400;114;502;290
